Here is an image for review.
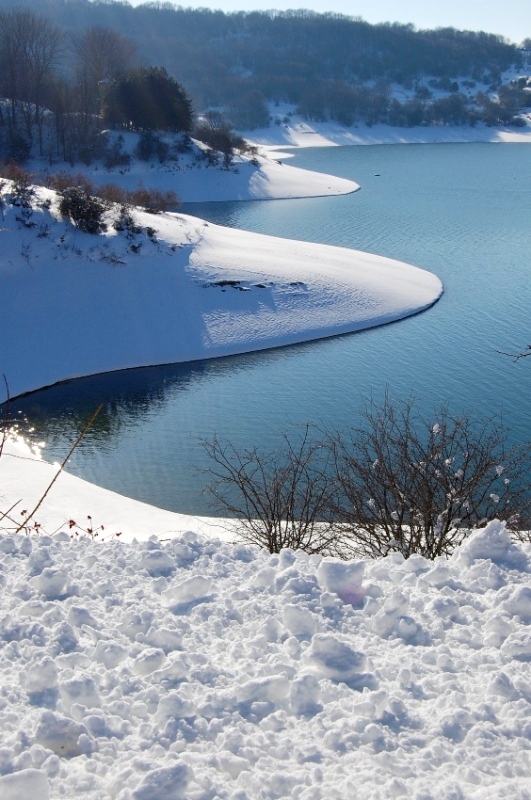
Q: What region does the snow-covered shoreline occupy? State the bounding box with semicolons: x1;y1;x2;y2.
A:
1;436;229;545
244;114;531;156
1;183;442;401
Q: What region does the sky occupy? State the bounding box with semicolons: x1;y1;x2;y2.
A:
127;1;531;44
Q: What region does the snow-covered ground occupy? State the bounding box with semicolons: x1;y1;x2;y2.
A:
1;437;228;544
2;437;531;800
246;107;531;156
4;114;531;799
35;131;358;204
0;181;441;400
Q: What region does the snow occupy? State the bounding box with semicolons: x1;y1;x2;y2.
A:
2;435;531;799
0;437;229;543
4;115;531;797
245;106;531;157
0;181;441;400
256;119;531;154
37;131;358;204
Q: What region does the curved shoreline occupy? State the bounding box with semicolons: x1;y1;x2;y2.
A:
1;192;442;400
245;117;531;155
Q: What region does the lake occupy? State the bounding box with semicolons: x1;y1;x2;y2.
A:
12;142;531;515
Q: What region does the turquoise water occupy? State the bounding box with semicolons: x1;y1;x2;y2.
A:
13;143;531;515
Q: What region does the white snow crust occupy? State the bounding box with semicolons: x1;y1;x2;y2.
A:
1;477;531;797
2;438;531;799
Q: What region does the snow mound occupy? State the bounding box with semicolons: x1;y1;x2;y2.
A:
1;528;531;798
452;520;529;571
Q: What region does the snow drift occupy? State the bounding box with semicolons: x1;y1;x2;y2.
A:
0;520;530;799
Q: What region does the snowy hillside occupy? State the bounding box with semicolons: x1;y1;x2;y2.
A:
0;514;530;800
0;181;442;400
33;131;359;203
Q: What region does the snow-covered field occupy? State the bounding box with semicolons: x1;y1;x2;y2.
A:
2;434;531;800
0;181;441;400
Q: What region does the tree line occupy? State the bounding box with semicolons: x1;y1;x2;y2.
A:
0;0;528;156
0;7;194;166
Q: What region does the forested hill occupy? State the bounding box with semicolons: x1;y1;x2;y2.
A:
0;0;529;137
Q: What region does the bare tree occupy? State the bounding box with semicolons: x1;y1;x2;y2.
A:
0;9;63;154
71;26;136;116
331;395;531;559
202;426;338;554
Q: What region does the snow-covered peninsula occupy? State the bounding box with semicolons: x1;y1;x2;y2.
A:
0;180;442;400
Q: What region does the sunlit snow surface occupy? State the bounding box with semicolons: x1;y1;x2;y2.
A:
1;518;531;798
0;184;441;399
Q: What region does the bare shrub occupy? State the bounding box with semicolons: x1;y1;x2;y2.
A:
59;186;107;234
203;426;338;554
203;398;531;560
126;187;179;213
331;395;531;559
0;161;33;188
45;171;95;196
96;183;128;204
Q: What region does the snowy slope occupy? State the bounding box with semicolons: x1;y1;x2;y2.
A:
245;106;531;154
2;439;531;799
35;131;358;203
1;503;530;800
0;183;442;400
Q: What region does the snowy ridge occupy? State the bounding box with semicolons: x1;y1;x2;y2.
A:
0;183;442;400
0;519;531;799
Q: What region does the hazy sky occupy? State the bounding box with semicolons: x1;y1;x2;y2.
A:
127;1;531;44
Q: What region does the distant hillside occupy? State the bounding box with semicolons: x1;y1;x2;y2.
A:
0;0;529;167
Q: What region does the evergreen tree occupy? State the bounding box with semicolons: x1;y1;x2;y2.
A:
103;67;193;132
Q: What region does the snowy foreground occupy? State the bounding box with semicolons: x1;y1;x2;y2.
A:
2;500;531;797
1;183;441;399
2;439;531;800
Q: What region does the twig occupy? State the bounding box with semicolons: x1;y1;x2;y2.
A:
0;373;10;460
497;345;531;361
15;404;103;534
0;499;22;527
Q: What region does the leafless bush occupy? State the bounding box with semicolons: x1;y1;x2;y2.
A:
203;396;531;560
97;183;128;204
331;395;531;559
126;187;180;213
0;161;33;188
202;426;338;554
45;170;95;195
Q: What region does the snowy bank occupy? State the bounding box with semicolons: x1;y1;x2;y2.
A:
245;114;531;156
1;437;227;544
86;149;359;203
36;130;358;204
1;184;442;400
1;437;531;800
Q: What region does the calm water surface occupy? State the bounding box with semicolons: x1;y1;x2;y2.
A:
14;143;531;515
